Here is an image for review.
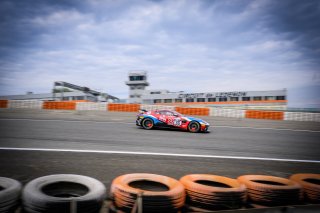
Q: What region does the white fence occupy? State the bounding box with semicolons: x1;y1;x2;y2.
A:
76;102;108;111
284;112;320;122
8;100;43;109
209;108;245;118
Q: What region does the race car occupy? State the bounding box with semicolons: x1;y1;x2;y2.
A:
136;109;210;133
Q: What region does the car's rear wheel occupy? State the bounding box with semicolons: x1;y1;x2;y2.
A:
188;121;200;133
142;118;154;130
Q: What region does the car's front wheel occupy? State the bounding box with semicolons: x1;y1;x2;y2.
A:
188;121;200;133
141;118;154;130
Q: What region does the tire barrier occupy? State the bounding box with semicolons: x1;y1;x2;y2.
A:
180;174;246;211
290;173;320;203
2;173;320;212
108;103;140;112
22;174;106;213
175;107;209;116
0;177;22;213
43;101;76;110
237;175;302;206
110;173;185;212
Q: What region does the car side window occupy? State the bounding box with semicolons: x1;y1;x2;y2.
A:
165;111;173;116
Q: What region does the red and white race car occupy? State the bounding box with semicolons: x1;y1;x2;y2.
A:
136;109;210;133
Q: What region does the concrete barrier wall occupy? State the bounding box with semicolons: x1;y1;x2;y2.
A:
43;101;76;110
1;100;320;122
8;100;43;109
284;112;320;122
108;103;140;112
245;110;284;120
141;104;175;111
210;108;245;118
176;107;209;116
76;102;108;111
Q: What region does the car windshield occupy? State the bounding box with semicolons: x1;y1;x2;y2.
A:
172;111;183;117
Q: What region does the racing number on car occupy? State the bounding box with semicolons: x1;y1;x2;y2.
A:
167;117;174;125
173;118;182;126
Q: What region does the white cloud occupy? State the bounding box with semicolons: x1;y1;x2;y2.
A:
0;0;318;105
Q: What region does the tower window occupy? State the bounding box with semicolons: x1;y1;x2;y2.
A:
130;76;145;81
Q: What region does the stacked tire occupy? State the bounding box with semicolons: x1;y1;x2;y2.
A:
111;173;185;212
238;175;302;206
22;174;106;213
290;173;320;203
180;174;247;211
0;177;22;213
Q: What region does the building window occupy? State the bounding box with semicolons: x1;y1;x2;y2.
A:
186;98;194;102
154;99;162;103
253;96;262;101
129;76;144;81
87;96;96;101
265;96;276;100
230;97;239;101
130;86;135;90
62;97;69;100
197;98;205;102
130;95;135;98
76;96;85;100
276;96;285;100
219;97;227;102
150;91;161;94
164;99;172;103
208;98;216;102
242;97;250;101
175;99;182;103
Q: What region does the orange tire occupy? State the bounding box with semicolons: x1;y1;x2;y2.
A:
180;174;246;210
290;173;320;203
111;173;185;212
238;175;302;206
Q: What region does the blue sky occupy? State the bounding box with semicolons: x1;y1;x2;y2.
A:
0;0;319;107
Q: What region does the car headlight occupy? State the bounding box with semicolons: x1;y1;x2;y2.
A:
200;121;209;125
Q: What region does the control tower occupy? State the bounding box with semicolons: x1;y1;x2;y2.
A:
125;71;149;103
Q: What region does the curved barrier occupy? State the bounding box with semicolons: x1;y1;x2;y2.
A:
111;173;185;212
290;173;320;203
180;174;246;211
2;173;320;212
238;175;302;206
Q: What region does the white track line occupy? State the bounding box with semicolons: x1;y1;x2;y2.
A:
0;147;319;163
1;118;319;133
214;125;320;133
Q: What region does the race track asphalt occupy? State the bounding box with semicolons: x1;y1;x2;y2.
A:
0;109;319;191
